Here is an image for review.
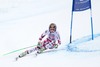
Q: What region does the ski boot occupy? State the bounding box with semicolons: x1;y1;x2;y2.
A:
15;50;29;61
37;46;46;54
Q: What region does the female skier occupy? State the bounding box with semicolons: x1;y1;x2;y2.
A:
16;23;61;60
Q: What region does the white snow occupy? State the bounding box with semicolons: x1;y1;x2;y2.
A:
0;0;100;67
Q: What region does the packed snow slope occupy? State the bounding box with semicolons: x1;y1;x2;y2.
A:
0;0;100;67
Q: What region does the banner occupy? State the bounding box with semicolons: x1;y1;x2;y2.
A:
72;0;91;11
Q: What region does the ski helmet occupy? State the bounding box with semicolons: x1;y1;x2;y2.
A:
49;23;57;31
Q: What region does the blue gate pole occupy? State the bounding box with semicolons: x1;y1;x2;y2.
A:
70;12;73;43
70;0;74;43
90;0;94;40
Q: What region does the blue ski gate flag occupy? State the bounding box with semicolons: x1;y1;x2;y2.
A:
70;0;94;43
72;0;91;11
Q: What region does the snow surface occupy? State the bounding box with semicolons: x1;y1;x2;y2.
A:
0;0;100;67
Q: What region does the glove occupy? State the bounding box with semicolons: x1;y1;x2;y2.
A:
54;44;58;48
37;40;42;46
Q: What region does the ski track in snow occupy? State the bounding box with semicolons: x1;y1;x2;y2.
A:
67;33;100;52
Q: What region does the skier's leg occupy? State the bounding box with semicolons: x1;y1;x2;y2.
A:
15;47;37;61
45;42;58;49
36;40;47;54
27;47;37;54
37;46;46;54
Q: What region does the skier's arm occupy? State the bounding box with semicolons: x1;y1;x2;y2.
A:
56;32;61;45
39;30;48;41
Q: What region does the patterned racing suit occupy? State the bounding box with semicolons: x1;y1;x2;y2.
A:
16;30;61;59
38;30;61;49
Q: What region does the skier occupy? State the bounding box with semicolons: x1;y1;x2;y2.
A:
16;23;61;60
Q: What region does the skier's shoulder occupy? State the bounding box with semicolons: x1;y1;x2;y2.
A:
55;30;59;34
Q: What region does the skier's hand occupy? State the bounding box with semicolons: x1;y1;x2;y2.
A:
54;44;58;48
38;40;42;45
